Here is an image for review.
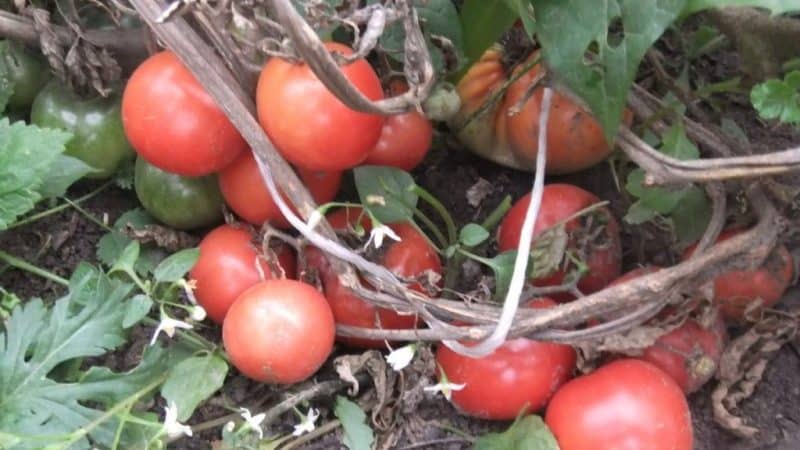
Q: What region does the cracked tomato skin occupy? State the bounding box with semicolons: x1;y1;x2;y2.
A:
436;298;577;420
223;279;335;384
122;51;247;176
496;184;622;297
684;229;794;321
545;359;693;450
256;42;384;171
190;224;295;324
218;150;342;228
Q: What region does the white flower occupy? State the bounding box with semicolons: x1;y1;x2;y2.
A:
385;344;416;371
424;381;466;401
163;401;192;438
178;279;198;304
307;209;324;230
239;407;266;439
223;421;236;433
292;407;320;436
149;312;193;346
190;305;207;322
364;224;401;249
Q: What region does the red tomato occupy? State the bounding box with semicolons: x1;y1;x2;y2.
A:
684;229;794;321
303;212;441;348
122;51;247;176
497;184;622;297
223;279;335;383
218;151;342;228
256;42;384;171
190;225;295;324
436;298;576;420
364;111;433;171
325;206;372;233
546;359;693;450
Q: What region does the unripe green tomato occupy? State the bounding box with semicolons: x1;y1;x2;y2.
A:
134;158;224;230
0;40;52;110
30;80;134;179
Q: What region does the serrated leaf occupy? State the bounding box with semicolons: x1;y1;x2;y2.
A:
161;353;228;421
353;165;418;224
109;240;140;276
460;0;517;73
37;154;94;198
0;119;72;229
153;248;200;283
473;415;558;450
122;294;153;328
683;0;800;15
460;223;490;246
378;0;463;74
533;0;686;140
751;71;800;124
335;396;374;450
671;186;711;245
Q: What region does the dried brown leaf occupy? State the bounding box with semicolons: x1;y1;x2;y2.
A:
466;178;492;208
124;224;200;251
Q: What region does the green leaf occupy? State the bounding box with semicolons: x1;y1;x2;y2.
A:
37;154;94;198
122;294;153;328
334;396;374;450
671;186;712;245
153;248;200;283
161;353;228;421
683;0;800;15
0;119;72;229
507;0;537;36
110;240;140;276
353;165;419;224
473;415;559;450
97;209;166;275
0;52;11;114
624;199;659;224
459;0;517;73
533;0;686;140
751;71;800;125
487;251;518;299
378;0;464;74
459;223;490;247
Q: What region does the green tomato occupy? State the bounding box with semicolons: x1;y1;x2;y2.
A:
30;80;134;179
134;157;224;230
0;40;52;110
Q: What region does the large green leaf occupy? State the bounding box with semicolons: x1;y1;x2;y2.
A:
0;266;173;449
533;0;686;140
334;396;374;450
161;353;228;421
459;0;517;71
0;119;72;229
353;165;418;224
683;0;800;15
473;415;559;450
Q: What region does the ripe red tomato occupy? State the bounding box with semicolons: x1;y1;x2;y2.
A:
256;42;384;171
497;184;622;297
303;211;441;348
223;279;335;383
122;51;247;176
218;151;342;228
364;111;433;171
546;359;693;450
436;298;576;420
190;224;295;324
684;229;794;321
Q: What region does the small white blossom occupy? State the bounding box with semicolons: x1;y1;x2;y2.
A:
239;407;266;439
364;224;401;249
365;194;386;206
385;344;416;371
292;407;320;436
163;401;192;438
424;381;466;401
223;421;236;433
149;312;193;346
190;305;207;322
178;279;198;304
307;209;324;229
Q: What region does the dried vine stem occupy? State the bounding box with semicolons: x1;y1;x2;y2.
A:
0;10;147;66
267;0;434;115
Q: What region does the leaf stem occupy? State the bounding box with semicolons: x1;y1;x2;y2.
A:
412;185;458;245
5;180;113;230
412;209;447;250
480;195;513;232
0;250;69;286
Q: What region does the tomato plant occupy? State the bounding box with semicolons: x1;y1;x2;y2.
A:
545;359;693;450
256;42;384;171
222;279;335;384
684;229;794;321
218;150;342;228
436;298;576;420
303;211;441;348
496;184;622;296
30;80;133;179
0;40;51;111
133;157;224;230
122;51;247;176
190;224;295;324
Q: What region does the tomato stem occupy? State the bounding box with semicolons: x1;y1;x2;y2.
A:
0;250;69;286
412;209;448;250
412;185;458;246
5;180;113;230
